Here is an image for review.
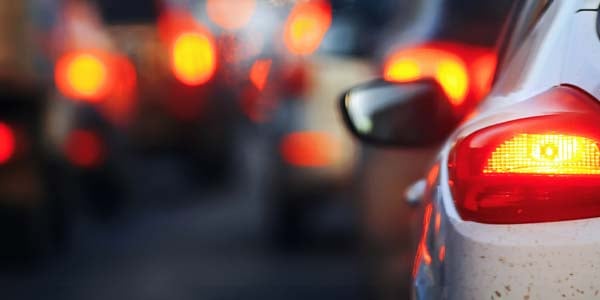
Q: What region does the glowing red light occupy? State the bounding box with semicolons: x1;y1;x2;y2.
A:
0;123;15;164
158;10;217;86
100;55;137;125
384;47;468;106
450;86;600;224
65;130;104;168
383;43;496;111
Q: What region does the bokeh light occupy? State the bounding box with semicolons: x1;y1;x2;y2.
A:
0;122;15;164
171;32;217;86
206;0;256;31
283;0;332;56
55;52;111;102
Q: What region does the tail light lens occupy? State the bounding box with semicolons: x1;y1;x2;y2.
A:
449;86;600;224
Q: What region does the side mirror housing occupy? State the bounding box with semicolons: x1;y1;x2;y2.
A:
340;79;458;147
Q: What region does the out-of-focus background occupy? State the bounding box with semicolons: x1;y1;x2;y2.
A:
0;0;511;299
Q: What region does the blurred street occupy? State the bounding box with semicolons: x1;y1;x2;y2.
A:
0;1;515;299
0;131;366;300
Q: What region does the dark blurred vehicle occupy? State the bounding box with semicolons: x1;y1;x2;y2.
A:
0;1;67;258
221;0;376;246
46;0;244;219
47;1;135;219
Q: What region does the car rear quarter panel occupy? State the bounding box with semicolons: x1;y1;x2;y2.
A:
433;146;600;300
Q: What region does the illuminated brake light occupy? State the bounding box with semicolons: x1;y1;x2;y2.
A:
283;0;332;56
449;86;600;224
0;123;15;164
384;47;469;106
484;134;600;175
384;58;421;82
55;51;110;102
171;31;217;86
435;59;469;106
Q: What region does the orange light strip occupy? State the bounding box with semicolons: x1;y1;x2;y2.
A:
484;134;600;175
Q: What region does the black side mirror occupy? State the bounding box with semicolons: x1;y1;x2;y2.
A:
340;79;458;147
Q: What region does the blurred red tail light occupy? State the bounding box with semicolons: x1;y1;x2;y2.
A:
55;51;112;102
280;131;339;167
384;43;496;112
170;31;217;86
158;10;217;86
65;130;105;168
55;50;137;106
0;122;15;164
449;86;600;224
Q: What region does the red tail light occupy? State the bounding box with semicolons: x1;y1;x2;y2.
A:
65;130;105;168
170;30;217;86
55;50;136;105
158;10;217;86
0;122;15;164
449;86;600;224
55;51;111;102
383;42;496;113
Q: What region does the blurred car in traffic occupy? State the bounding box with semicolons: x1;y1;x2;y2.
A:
340;0;600;298
344;1;512;299
0;0;68;258
45;0;247;220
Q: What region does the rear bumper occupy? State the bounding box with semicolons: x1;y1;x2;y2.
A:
442;217;600;300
